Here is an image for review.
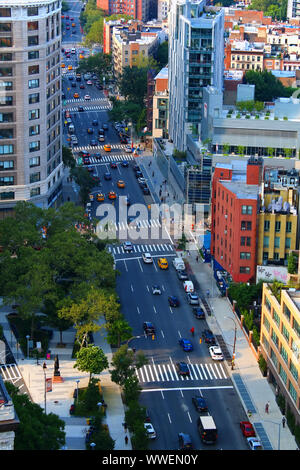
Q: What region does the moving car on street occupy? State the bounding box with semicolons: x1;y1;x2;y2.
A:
178;338;193;352
192;307;205;319
186;292;199;305
108;191;117;200
192;396;208;412
151;285;161;295
178;433;193;450
142;253;153;264
143;321;155;336
144;423;156;439
202;329;216;344
157;257;168;269
123;241;133;252
168;296;180;307
176;362;190;376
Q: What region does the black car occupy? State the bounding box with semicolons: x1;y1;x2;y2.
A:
192;396;208;412
90;140;97;146
135;171;143;178
104;172;112;181
177;270;189;280
202;329;216;344
69;76;74;80
168;296;180;307
143;321;155;336
142;186;150;195
78;106;84;112
178;433;193;450
102;123;108;130
176;362;190;376
133;165;141;172
121;160;129;167
98;129;105;136
92;119;98;126
87;128;93;134
71;82;76;87
93;153;102;160
76;77;81;82
192;307;205;319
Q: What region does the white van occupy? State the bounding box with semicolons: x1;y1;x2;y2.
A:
172;257;185;271
183;280;194;293
71;48;76;54
68;123;75;133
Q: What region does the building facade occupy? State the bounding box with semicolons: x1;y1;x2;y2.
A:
97;0;157;22
168;0;224;151
211;158;260;283
0;375;19;450
260;283;300;426
287;0;300;19
0;0;63;217
151;66;169;139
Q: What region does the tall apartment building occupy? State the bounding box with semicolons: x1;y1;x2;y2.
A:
112;26;159;75
211;158;260;283
157;0;170;21
151;66;169;139
287;0;300;19
168;0;224;151
97;0;157;22
260;283;300;425
0;0;63;217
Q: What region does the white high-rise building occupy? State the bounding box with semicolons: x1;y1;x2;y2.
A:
168;0;224;151
287;0;300;18
0;0;63;217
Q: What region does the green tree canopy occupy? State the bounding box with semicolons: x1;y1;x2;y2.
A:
245;70;296;102
110;344;148;387
5;382;65;450
74;344;109;383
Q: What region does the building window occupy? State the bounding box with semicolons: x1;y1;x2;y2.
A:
241;205;253;215
30;172;40;183
28;7;39;16
28;36;39;47
241;236;251;246
0;23;11;32
270;348;278;367
0;160;13;171
29;141;40;152
0;52;12;61
29;156;40;168
0;175;13;185
275;221;281;232
263;236;269;248
282;324;290;343
241;221;252;231
28;65;39;75
28;21;38;31
0;128;13;139
28;79;39;89
283;304;291;322
239;266;250;274
279;364;287;385
0;80;12;91
271;329;279;348
0;67;12;77
290;361;298;382
0;144;13;154
0;112;13;122
28;51;39;60
280;344;288;364
286;221;292;233
263;314;270;331
29;109;40;120
288;381;297;404
240;252;251;260
285;238;291;249
0;96;13;106
273;309;280;327
274;237;280;248
0;8;11;17
29;125;40;136
0;191;14;200
0;37;12;47
292;318;300;338
29;93;39;104
30;187;40;197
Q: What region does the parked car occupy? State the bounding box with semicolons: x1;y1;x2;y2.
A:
202;329;216;344
247;437;263;450
178;433;193;450
240;421;256;438
209;345;224;361
192;307;205;319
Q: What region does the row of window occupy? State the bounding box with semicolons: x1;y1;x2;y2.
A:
0;156;41;171
264;220;293;233
0;51;39;61
263;236;291;249
0;3;60;17
231;55;261;62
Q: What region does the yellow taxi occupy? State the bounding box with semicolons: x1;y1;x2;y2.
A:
73;92;79;98
97;193;105;202
72;22;76;27
68;65;73;70
157;257;168;270
108;191;117;200
117;180;125;188
61;63;65;68
103;144;111;152
79;54;84;59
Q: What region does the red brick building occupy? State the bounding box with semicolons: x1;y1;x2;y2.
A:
211;159;262;283
96;0;156;22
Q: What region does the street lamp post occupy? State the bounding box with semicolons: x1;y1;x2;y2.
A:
76;379;80;405
26;335;30;359
225;316;237;370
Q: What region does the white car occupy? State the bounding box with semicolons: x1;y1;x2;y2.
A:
144;422;156;439
123;241;133;252
142;252;153;264
125;145;132;153
209;346;224;361
84;94;91;100
152;285;161;295
247;437;263;450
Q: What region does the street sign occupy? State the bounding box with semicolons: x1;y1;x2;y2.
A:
46;377;52;393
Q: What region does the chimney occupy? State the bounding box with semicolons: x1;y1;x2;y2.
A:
246;156;263;185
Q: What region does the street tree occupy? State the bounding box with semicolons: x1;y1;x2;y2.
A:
62;145;75;169
74;344;109;383
123;375;142;405
5;382;66;450
110;344;148;387
105;318;133;348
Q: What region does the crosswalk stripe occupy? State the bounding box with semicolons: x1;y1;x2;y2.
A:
200;364;208;379
143;366;150;382
214;363;223;379
189;363;198;380
167;364;174;381
138;366;145;382
219;364;227;379
162;364;169;381
209;364;218;379
157;364;165;381
205;364;213;380
147;365;155;382
171;363;180;381
152;364;160;382
195;364;203;380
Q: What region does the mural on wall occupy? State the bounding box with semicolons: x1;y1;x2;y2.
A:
256;265;288;284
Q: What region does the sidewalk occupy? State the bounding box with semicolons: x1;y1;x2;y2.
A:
0;303;130;451
142;153;298;450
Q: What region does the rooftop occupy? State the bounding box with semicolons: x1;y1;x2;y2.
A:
155;66;168;80
221;180;259;200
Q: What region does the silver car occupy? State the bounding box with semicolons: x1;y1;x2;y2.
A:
187;292;199;305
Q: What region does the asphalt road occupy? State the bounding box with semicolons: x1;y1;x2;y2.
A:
61;0;250;451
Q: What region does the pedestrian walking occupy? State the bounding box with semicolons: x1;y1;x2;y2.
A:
123;422;128;432
265;401;270;413
196;255;199;262
152;171;154;177
125;435;128;445
282;415;286;428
